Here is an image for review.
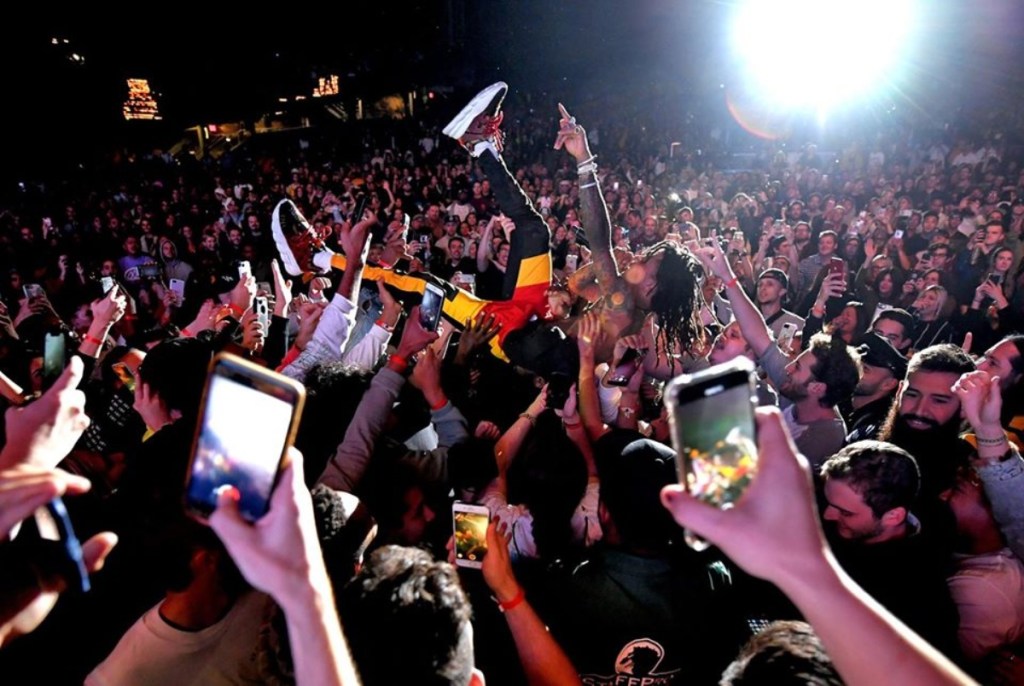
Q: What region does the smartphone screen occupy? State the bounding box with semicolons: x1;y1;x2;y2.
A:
351;193;370;223
777;323;798;351
254;296;270;331
453;503;489;568
111;362;136;393
666;358;758;549
101;277;115;295
419;284;444;331
43;333;66;388
186;354;305;522
24;284;45;300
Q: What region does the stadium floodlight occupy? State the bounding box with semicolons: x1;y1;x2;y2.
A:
730;0;916;118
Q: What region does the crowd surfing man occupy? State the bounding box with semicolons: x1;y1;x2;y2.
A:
271;84;704;376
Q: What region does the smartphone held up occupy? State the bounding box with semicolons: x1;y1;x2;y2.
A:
185;354;305;522
453;502;489;568
665;357;759;550
419;282;445;331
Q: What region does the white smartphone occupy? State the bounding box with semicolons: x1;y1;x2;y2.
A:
893;229;904;240
777;322;799;351
420;282;445;331
237;261;251;279
101;277;115;295
452;502;490;569
169;278;186;299
254;296;270;332
566;254;579;271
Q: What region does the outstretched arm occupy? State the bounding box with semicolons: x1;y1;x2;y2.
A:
661;409;976;686
554;104;620;299
211;450;359;686
694;239;774;357
480;522;582;686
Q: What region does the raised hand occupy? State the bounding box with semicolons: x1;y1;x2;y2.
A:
816;273;846;308
210;449;325;601
554;384;579;421
294;301;326;351
239;309;266;353
377;281;403;329
0;358;90;470
661;408;826;585
409;347;445;408
952;370;1003;434
91;286;127;329
480;521;520;603
0;465;92;541
394;306;440;359
693;232;734;282
339;209;376;263
553;103;593;163
454;312;501;363
230;274;256;314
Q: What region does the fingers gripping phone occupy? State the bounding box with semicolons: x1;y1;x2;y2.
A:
605;347;644;387
453;502;490;568
185;353;306;522
254;296;270;332
666;357;759;550
828;256;846;281
419;282;445;331
169;278;186;300
777;322;799;352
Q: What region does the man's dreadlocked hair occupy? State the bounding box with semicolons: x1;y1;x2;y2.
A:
644;241;705;363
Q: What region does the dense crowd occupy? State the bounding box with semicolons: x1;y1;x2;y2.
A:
1;81;1022;685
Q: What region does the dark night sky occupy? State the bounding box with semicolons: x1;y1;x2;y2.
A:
2;1;1023;175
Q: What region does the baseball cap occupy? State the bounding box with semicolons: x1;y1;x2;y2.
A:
857;333;908;380
758;268;789;290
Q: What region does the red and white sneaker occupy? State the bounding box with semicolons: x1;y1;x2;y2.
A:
442;82;508;157
272;199;332;276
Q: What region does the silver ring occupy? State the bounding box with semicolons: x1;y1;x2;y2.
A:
574;125;582;133
569;116;576;125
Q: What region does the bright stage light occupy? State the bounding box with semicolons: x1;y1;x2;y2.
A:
730;0;916;115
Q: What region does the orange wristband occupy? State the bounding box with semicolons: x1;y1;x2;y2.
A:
388;354;409;373
430;396;448;411
83;334;104;346
724;276;739;289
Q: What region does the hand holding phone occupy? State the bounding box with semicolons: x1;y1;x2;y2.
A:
254;296;270;333
666;357;759;550
605;347;645;387
828;256;846;281
185;354;306;522
419;283;445;332
777;322;799;352
453;502;490;568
